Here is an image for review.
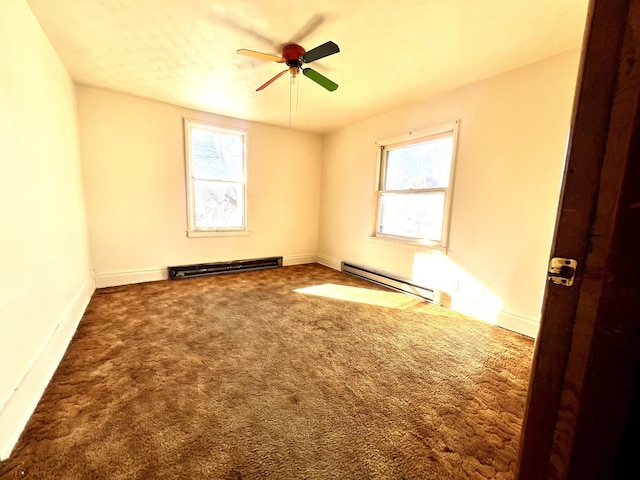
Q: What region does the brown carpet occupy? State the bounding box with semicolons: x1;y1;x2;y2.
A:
0;263;533;479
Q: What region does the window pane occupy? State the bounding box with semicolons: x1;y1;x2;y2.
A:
378;191;445;241
384;136;453;190
194;180;244;229
191;129;243;181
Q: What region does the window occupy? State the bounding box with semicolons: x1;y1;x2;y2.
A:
374;121;458;248
184;119;247;237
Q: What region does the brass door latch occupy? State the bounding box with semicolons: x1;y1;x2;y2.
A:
548;257;577;286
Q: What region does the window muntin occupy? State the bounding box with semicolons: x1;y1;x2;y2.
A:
184;120;247;235
375;123;457;247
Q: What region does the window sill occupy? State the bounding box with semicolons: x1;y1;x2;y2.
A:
368;235;448;253
187;230;250;238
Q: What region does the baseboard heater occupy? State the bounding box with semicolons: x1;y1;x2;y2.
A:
168;256;283;280
341;261;438;303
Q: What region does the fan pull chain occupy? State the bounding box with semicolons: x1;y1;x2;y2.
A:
289;76;293;128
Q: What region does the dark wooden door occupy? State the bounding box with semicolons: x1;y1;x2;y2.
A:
517;0;640;478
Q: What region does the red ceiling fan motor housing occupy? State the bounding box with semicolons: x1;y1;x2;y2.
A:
282;44;305;67
282;44;305;61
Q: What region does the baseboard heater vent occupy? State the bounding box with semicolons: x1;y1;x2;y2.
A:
341;261;438;303
168;256;283;280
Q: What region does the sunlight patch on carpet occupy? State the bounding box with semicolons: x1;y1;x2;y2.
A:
294;283;424;309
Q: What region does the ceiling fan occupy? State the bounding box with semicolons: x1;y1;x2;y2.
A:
237;41;340;92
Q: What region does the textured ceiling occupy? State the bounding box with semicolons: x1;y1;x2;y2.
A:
26;0;588;134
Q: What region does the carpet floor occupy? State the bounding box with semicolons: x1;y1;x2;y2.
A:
0;263;533;479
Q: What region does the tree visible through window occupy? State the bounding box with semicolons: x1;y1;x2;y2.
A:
184;120;247;235
375;122;458;247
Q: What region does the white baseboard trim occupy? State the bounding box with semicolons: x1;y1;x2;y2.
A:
449;294;539;338
316;254;342;271
0;273;95;460
494;310;540;338
283;254;318;266
95;267;167;288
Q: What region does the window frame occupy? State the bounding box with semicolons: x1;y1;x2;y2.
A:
373;120;459;249
183;118;248;238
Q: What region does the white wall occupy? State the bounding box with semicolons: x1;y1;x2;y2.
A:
0;0;94;459
76;87;322;287
318;50;581;337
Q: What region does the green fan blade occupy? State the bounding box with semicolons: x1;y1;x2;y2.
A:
301;41;340;63
302;68;338;92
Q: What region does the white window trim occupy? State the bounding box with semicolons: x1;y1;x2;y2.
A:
183;118;249;238
371;120;459;250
